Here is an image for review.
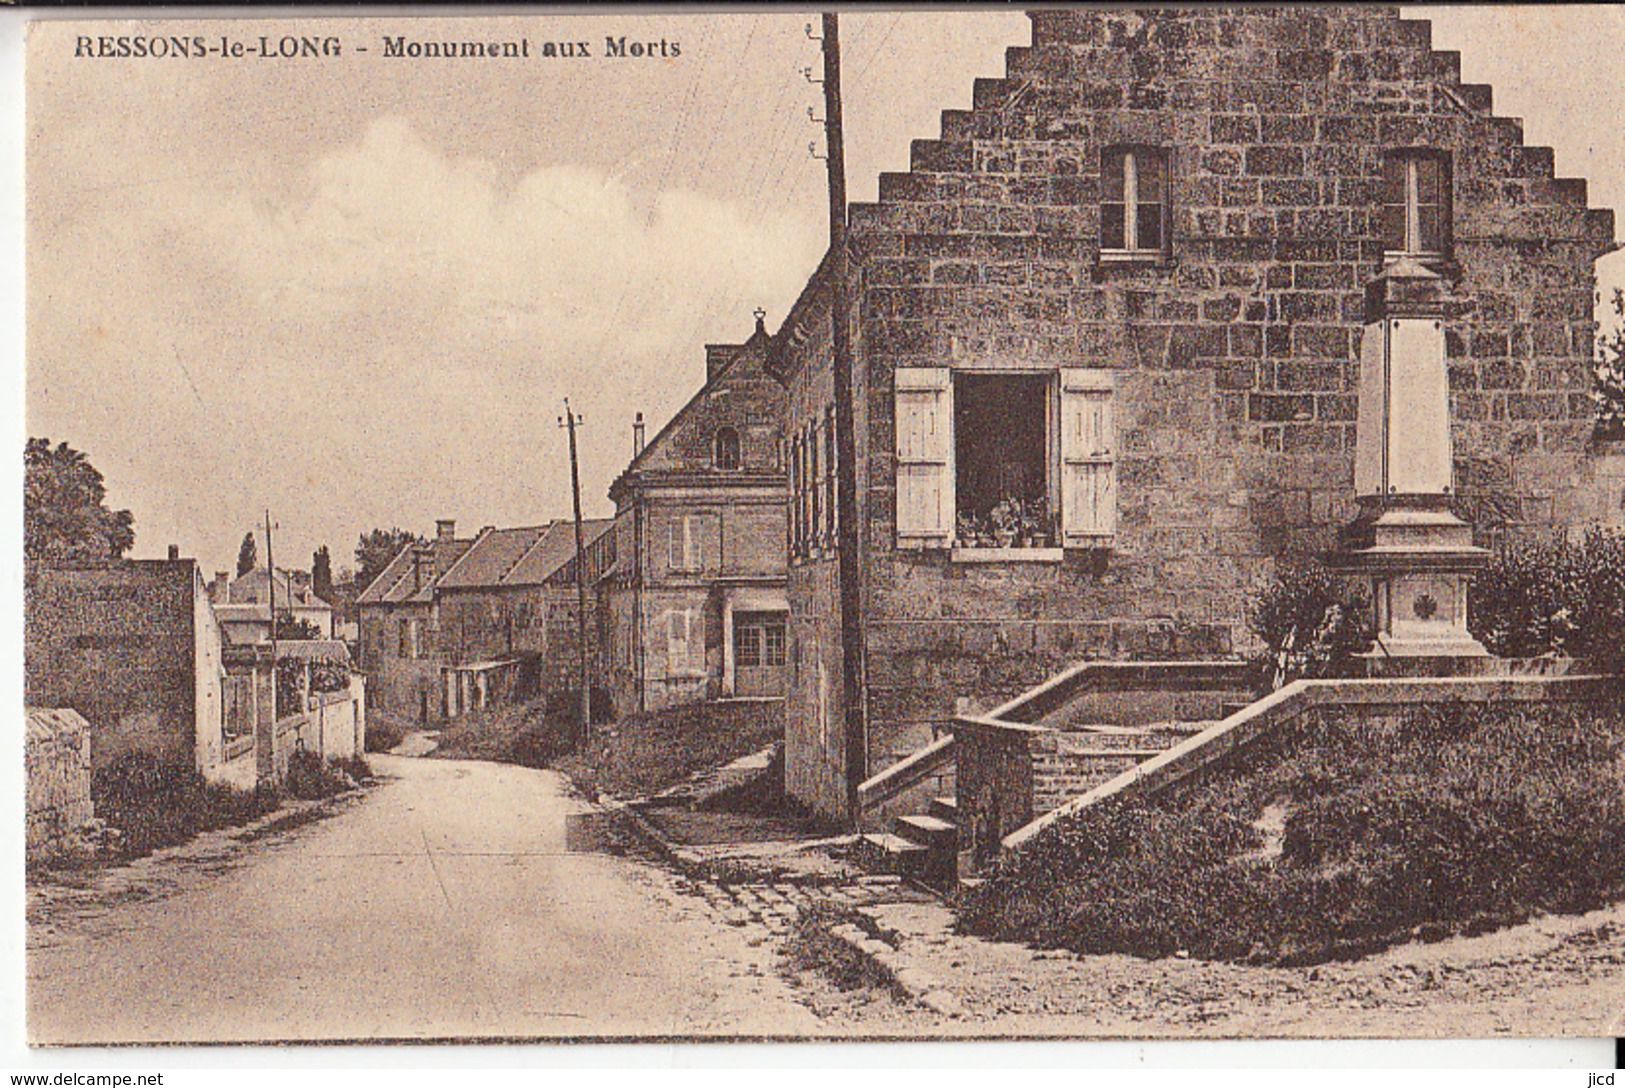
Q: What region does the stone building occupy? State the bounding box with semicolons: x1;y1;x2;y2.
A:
24;558;229;782
434;518;614;720
768;7;1618;821
354;519;471;724
602;314;790;714
208;565;336;646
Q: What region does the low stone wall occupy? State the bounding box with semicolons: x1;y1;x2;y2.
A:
1004;673;1623;855
26;708;94;859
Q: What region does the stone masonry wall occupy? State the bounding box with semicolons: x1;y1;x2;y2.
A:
25;708;94;859
837;7;1616;778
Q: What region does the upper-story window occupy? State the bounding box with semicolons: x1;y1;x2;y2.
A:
1383;150;1451;259
713;426;741;471
1101;146;1168;261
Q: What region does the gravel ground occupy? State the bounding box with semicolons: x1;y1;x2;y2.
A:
840;898;1625;1038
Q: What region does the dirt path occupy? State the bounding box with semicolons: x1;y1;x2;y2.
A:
839;899;1625;1038
28;755;821;1044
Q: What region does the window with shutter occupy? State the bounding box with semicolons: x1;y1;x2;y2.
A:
665;609;696;678
894;367;954;547
1059;368;1117;544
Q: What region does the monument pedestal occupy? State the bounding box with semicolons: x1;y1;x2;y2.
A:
1338;505;1489;664
1338;258;1492;673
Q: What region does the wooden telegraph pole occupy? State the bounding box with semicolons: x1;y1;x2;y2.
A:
820;13;868;822
264;510;277;725
558;400;593;747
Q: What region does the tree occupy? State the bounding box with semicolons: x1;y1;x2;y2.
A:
274;613;323;641
236;532;258;577
1594;287;1625;440
355;528;421;593
311;545;334;602
24;438;135;565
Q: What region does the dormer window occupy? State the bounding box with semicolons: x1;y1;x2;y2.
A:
713;426;741;471
1101;146;1168;261
1383;150;1451;259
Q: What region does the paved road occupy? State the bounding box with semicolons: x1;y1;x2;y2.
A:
28;755;819;1044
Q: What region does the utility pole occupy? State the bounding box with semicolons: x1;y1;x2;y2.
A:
558;400;592;747
264;510;277;725
821;12;868;822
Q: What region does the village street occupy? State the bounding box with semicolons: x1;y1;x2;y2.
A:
26;755;822;1045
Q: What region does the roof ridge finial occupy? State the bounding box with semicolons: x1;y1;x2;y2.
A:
753;306;767;334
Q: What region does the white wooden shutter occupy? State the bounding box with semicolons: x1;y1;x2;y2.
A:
1059;368;1116;544
666;610;692;678
894;367;954;547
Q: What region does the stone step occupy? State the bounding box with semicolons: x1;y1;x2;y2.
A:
928;795;958;822
894;813;956;851
855;832;928;877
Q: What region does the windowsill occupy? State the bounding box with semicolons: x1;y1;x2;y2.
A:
951;547;1064;564
1097;249;1167;264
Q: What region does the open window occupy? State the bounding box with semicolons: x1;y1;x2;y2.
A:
893;368;1116;554
1101;146;1169;261
1382;150;1451;260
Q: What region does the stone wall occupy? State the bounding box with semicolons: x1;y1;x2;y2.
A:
778;5;1618;823
25;708;94;859
25;561;210;775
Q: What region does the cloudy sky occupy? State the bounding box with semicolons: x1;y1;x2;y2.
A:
23;8;1625;580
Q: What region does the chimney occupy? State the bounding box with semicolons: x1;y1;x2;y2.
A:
633;412;646;458
411;544;431;592
212;571;229;603
436;518;456;544
167;544;180;561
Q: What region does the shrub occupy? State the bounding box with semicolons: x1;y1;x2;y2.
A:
1247;561;1371;692
284;747;366;800
956;697;1625;965
91;751;281;861
364;716;406;753
1469;526;1625;672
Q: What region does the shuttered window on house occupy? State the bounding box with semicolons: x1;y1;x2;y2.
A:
1059;368;1117;544
894;367;954;547
665;608;698;678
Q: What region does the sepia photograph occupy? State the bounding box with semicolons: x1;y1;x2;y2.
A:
16;3;1625;1052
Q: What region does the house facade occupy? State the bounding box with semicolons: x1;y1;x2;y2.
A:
433;518;615;720
603;315;790;715
354;519;471;724
24;558;229;782
208;565;336;646
769;7;1619;821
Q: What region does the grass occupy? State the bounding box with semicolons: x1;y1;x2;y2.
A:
550;700;785;799
782;903;906;996
426;696;786;801
957;695;1625;966
53;753;284;868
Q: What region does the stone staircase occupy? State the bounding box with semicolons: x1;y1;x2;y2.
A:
852;662;1256;892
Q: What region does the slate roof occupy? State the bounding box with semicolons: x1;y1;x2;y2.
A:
437;525;550;590
504;519;614;586
353;536;474;606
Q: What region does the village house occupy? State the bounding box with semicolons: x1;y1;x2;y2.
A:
601;314;790;715
24;553;231;784
208;564;336;646
354;519;473;724
767;7;1619;822
433;517;614;720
